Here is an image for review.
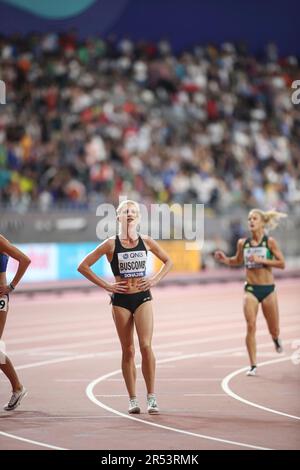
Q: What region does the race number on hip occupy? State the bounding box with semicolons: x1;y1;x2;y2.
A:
0;295;8;313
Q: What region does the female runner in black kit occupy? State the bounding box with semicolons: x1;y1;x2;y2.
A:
78;200;173;414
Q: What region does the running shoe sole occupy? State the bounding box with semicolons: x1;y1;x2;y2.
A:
148;407;160;414
128;406;141;414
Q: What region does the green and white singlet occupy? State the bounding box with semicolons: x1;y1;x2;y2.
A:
243;235;273;269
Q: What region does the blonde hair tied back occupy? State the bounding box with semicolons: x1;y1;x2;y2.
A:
250;209;287;231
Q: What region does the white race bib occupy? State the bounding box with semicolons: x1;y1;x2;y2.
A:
244;246;268;269
0;295;8;313
118;250;147;278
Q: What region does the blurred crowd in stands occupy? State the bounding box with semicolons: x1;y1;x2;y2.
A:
0;32;299;213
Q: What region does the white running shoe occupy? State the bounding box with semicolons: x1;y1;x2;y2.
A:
128;397;140;414
246;366;257;376
147;395;159;414
273;338;283;353
4;386;28;411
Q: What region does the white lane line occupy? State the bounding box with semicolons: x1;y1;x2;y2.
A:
221;357;300;420
9;318;299;345
156;365;176;368
6;322;240;345
8;337;118;356
13;338;294;373
15;352;112;371
232;352;281;357
105;378;223;381
2;341;252;450
94;394;226;398
8;312;241;332
213;365;243;368
86;356;271;451
0;431;66;450
6;328;110;345
2;338;297;450
95;395;128;398
55;379;94;383
184;394;227;397
0;416;123;420
7;323;300;356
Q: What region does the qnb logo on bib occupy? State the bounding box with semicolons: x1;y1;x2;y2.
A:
244;247;268;269
118;251;147;278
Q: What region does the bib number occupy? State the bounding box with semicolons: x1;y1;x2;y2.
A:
0;295;8;313
244;246;267;269
117;250;147;278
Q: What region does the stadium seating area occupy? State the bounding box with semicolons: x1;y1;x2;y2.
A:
0;33;299;212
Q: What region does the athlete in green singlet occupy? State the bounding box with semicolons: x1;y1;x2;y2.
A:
215;209;286;376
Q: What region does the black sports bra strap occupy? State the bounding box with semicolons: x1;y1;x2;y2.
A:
138;236;147;251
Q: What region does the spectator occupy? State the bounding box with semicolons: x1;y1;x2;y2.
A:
0;33;299;213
